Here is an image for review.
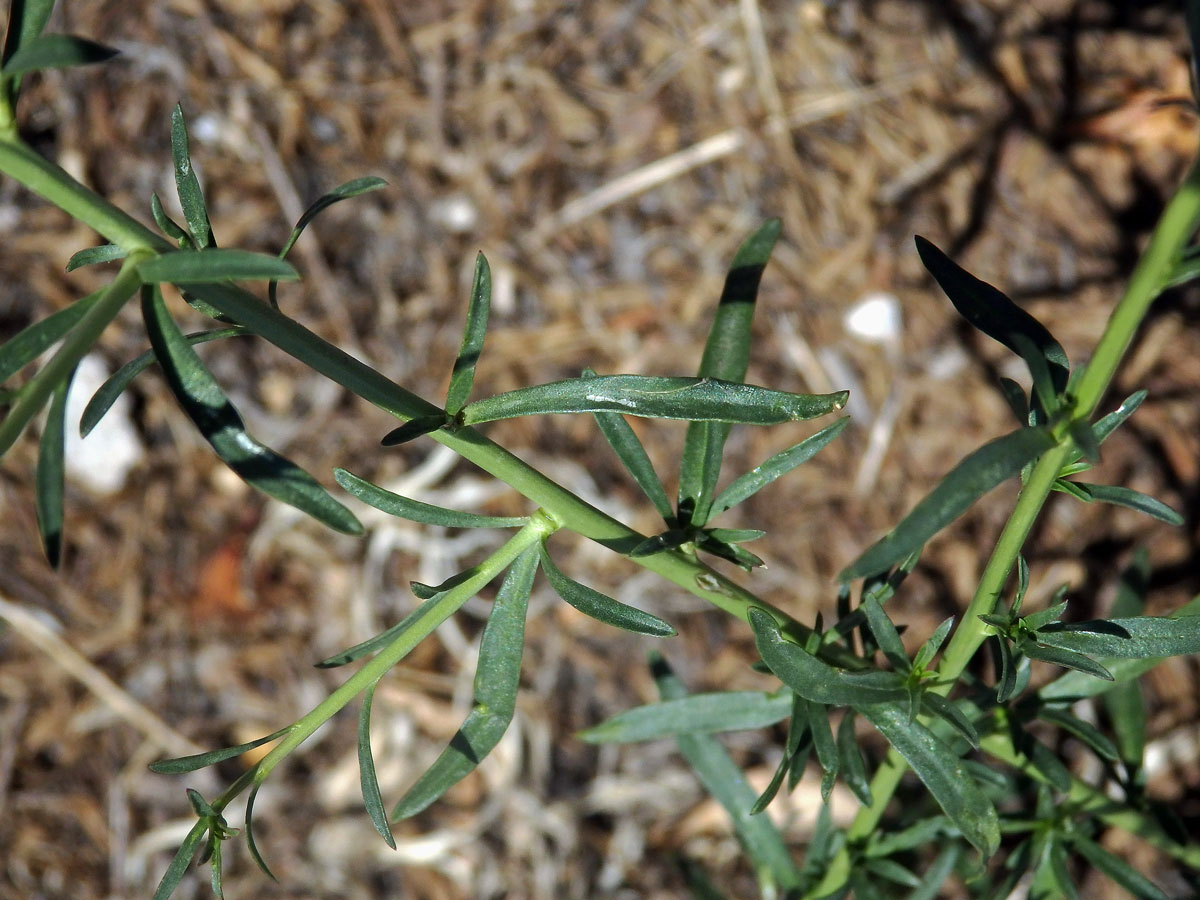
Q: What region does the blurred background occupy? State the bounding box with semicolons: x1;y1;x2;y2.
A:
1;1;1199;897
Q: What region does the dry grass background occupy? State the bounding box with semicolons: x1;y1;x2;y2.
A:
1;1;1199;898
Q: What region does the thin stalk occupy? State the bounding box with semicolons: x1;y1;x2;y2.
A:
0;254;148;454
216;515;556;810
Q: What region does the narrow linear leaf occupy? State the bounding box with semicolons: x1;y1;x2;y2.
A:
539;541;675;636
749;608;906;706
1037;706;1118;761
1166;246;1200;289
140;286;362;534
316;588;456;668
151;818;210;900
0;288;104;385
244;784;277;881
1023;599;1070;633
859;700;1000;856
652;652;803;894
904;845;961;900
998;376;1029;425
66;244;127;272
1092;390;1147;446
1074;836;1169;900
922;693;979;748
836;710;873;805
1022;641;1113;680
863;858;921;888
0;33;117;77
80;327;248;437
138;249;299;286
358;677;396;848
804;699;838;800
1036;614;1200;659
445;253;491;416
151;192;191;248
35;367;71;567
1062;481;1183;526
863;597;910;672
579;690;793;743
171;104;214;249
586;369;674;522
679;219;782;526
916;236;1069;394
710;417;849;517
462;374;847;427
1;0;55;66
334;468;526;528
841;426;1055;581
380;414;449;446
392;546;536;818
912;617;955;672
280;176;388;259
1068;418;1102;465
678;857;732;900
149;727;291;774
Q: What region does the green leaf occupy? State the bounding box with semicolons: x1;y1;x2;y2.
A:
903;845;960;900
1058;481;1183;526
1022;641;1113;680
836;710;872;805
1030;835;1077;900
579;690;792;743
244;784;277;881
138;249;300;286
0;288;103;385
651;652;803;894
863;857;921;888
140;285;362;534
171;104;214;249
841;426;1055;581
149;727;291;774
587;372;675;522
379;414;450;446
462;374;847;428
863;597;910;672
916;236;1069;395
392;546;536;818
678;857;732;900
80;327;248;437
1068;418;1102;465
0;33;117;77
334;468;526;528
357;677;396;848
151;192;191;248
912;617;954;672
710;417;849;517
445;253;491;416
1038;617;1200;662
858;700;1000;856
998;376;1030;425
804;698;838;800
1092;390;1146;445
34;367;71;567
749;608;906;706
678;219;782;526
151;817;210;900
1037;706;1118;761
1;0;56;67
279;176;387;260
1165;246;1200;289
66;244;127;272
538;541;675;636
208;833;226;899
1074;836;1169;900
922;693;979;748
316;590;455;668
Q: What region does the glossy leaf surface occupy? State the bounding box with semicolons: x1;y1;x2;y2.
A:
461;374;847;426
66;243;127;272
539;541;675;636
138;249;299;285
171;104;213;249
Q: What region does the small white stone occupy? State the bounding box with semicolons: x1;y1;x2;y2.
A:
844;291;902;344
64;353;145;495
430;194;479;234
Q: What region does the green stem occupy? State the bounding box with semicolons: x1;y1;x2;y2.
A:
814;151;1200;900
0;254;148;454
0;135;169;252
214;515;556;810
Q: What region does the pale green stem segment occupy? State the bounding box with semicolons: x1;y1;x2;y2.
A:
0;253;148;454
809;155;1200;898
213;513;558;812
